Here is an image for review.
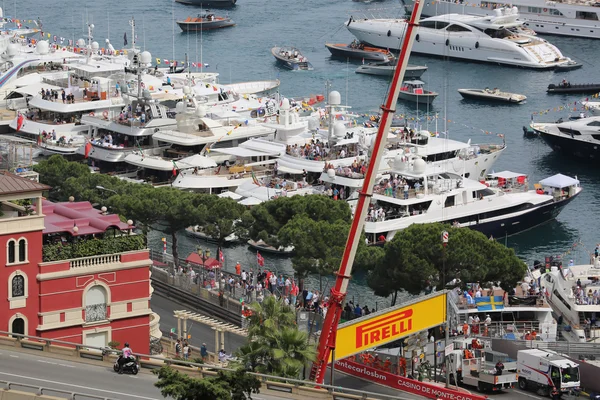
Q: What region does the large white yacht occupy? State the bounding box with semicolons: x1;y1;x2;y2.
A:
531;116;600;162
358;159;581;242
418;0;600;40
346;9;573;69
542;261;600;342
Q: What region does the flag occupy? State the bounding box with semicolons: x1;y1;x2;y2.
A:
257;251;264;267
16;113;24;131
475;296;504;311
37;131;42;145
164;59;169;64
172;160;178;177
123;32;128;46
84;142;92;158
191;62;196;67
218;248;224;264
156;58;161;65
251;171;260;186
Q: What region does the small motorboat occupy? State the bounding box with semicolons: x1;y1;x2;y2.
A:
355;62;427;79
325;41;394;63
176;12;235;31
185;225;239;244
175;0;236;7
581;101;600;116
457;88;526;104
397;80;437;105
547;81;600;94
247;239;294;255
522;125;538;137
554;61;582;72
271;46;313;71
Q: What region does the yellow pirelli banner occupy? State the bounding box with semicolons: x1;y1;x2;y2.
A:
331;292;447;361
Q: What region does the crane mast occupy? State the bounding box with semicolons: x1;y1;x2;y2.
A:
310;0;425;383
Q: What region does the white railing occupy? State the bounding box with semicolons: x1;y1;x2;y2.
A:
70;254;121;269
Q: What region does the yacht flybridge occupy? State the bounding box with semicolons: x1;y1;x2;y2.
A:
346;8;573;69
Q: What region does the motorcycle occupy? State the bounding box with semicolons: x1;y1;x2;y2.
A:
113;355;139;375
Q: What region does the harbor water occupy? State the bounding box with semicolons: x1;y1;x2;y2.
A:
17;0;600;304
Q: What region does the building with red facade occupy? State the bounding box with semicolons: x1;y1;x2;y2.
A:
0;171;158;352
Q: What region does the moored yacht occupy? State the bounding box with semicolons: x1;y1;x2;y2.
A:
531;116;600;162
542;260;600;343
346;8;573;69
417;0;600;40
358;158;581;242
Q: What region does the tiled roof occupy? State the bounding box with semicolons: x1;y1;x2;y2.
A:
0;171;50;195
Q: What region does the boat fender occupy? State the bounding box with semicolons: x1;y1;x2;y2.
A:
102;111;109;119
475;41;479;49
416;34;420;42
89;112;95;117
387;30;391;37
445;39;450;46
543;8;548;12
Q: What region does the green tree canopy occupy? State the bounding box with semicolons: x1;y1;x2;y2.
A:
203;197;251;246
33;155;90;199
368;223;527;303
154;365;260;400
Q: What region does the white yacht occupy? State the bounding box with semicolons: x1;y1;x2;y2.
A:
418;0;600;40
530;116;600;162
542;261;600;342
582;102;600;116
358;159;581;242
346;9;573;69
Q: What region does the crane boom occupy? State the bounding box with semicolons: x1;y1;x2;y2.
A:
310;0;425;383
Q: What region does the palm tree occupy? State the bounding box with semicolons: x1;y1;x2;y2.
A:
246;295;296;339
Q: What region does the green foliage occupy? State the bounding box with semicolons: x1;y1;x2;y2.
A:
153;365;259;400
367;223;527;302
108;341;120;349
235;296;316;378
203;197;249;245
42;234;146;262
33;155;90;198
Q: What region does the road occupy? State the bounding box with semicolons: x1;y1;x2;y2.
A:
0;347;296;400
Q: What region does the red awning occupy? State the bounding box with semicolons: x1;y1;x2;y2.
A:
185;252;221;270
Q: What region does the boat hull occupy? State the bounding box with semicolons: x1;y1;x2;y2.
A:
547;84;600;94
398;91;437;105
325;43;389;62
174;0;236;6
177;20;235;31
536;128;600;161
271;47;313;71
356;64;427;78
458;89;526;103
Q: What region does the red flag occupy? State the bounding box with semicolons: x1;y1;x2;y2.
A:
218;248;224;264
257;251;264;267
16;113;24;132
84;142;92;158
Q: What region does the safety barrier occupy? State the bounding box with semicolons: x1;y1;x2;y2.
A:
0;331;405;400
0;380;113;400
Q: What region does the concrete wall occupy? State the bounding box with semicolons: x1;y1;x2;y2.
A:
0;388;64;400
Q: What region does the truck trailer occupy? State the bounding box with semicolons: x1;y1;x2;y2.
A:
517;349;580;395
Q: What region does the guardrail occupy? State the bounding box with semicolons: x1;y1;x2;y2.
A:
519;339;600;359
0;379;116;400
0;330;405;400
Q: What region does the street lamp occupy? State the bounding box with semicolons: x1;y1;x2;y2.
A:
197;247;210;288
96;185;118;195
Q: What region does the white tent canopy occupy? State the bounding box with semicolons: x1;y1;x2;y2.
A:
218;191;243;200
178;154;218;169
539;174;579;188
488;171;526;179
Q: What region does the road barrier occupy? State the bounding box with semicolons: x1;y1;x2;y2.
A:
0;331;405;400
0;380;111;400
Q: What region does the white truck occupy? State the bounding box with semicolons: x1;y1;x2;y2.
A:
447;339;517;392
517;349;580;395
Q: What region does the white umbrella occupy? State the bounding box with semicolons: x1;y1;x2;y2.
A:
239;197;264;206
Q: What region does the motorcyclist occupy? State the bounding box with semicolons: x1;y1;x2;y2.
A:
118;342;133;374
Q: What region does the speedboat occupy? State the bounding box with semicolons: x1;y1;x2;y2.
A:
247;239;294;255
174;0;237;7
531;116;600;162
547;82;600;94
458;88;527;104
417;0;600;40
271;47;313;71
346;8;573;69
554;61;582;72
397;80;437;105
355;62;428;78
176;12;235;31
325;41;394;63
542;259;600;343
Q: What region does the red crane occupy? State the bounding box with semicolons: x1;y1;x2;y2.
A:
310;0;426;383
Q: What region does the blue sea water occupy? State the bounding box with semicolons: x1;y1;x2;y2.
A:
18;0;600;305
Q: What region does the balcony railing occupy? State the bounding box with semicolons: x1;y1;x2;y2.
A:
70;254;121;269
85;304;107;323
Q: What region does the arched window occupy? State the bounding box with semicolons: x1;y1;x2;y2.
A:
11;318;25;335
85;285;108;323
18;239;27;262
11;275;24;297
7;239;15;264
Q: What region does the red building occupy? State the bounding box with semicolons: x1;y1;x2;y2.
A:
0;172;157;352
